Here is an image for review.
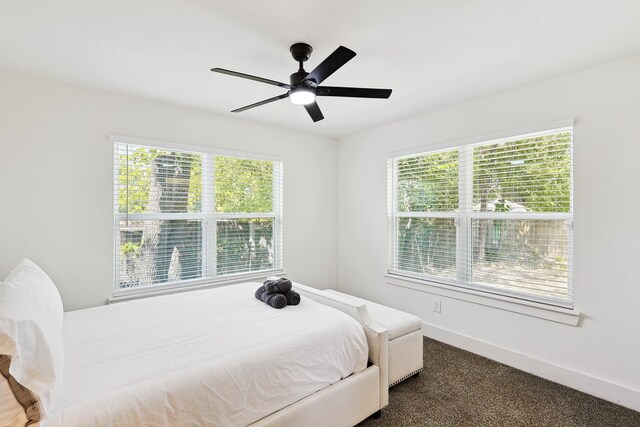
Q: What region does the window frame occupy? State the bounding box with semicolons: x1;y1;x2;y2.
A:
387;120;575;310
111;135;284;299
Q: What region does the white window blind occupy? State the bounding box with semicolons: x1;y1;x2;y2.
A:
114;141;283;294
388;127;573;307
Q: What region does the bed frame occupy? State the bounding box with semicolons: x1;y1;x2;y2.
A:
250;283;389;426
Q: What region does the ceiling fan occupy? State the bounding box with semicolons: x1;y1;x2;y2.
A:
211;43;392;122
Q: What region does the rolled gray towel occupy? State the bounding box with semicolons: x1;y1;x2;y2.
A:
263;278;292;295
286;290;300;306
255;286;287;309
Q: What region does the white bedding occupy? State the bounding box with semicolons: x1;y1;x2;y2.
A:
45;283;368;427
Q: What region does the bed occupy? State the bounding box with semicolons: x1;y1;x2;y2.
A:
0;259;388;427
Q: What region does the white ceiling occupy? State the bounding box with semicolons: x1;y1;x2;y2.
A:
1;1;639;138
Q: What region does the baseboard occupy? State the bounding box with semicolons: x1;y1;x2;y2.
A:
422;322;640;413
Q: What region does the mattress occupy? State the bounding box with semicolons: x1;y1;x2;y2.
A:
45;283;368;426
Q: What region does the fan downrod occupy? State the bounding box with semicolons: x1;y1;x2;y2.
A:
290;43;313;85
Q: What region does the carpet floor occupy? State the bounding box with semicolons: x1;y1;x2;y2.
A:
358;337;639;427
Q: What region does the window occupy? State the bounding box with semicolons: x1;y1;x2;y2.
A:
114;139;283;295
388;127;573;307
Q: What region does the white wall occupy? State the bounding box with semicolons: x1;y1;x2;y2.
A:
337;55;640;410
0;70;337;311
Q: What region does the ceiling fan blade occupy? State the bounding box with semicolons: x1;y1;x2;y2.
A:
231;93;289;113
211;68;292;89
316;86;392;99
304;102;324;122
304;46;356;86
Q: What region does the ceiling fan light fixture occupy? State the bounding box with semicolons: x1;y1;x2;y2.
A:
289;87;316;105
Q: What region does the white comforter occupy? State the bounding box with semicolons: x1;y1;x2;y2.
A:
45;283;368;426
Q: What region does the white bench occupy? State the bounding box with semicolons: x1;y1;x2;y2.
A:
324;290;424;387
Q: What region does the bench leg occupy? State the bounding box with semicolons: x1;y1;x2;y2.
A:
372;410;382;419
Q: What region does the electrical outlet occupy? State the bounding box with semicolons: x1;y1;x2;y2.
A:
434;300;441;313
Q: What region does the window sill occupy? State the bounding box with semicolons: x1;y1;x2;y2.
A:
384;273;581;326
109;269;286;304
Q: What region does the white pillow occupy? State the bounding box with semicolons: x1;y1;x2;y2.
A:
0;261;65;424
4;258;64;329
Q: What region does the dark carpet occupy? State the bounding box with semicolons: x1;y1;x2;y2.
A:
358;337;640;427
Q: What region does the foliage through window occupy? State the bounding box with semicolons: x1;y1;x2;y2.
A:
388;127;573;306
114;141;283;293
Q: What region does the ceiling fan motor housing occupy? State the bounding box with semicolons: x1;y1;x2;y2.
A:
290;70;310;86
